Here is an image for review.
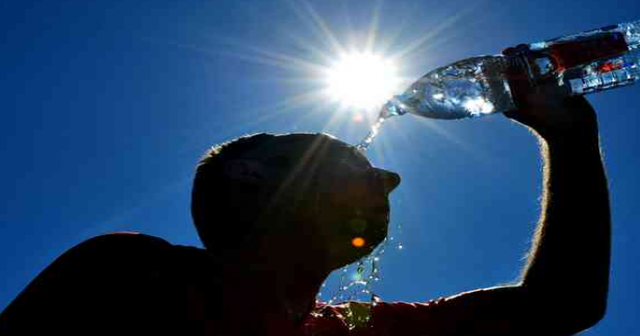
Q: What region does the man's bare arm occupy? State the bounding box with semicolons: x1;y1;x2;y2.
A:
420;94;611;336
515;95;611;332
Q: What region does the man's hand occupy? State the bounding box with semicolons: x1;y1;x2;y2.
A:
504;78;599;141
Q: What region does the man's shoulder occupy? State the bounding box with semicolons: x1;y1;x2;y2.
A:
74;232;206;257
76;231;171;251
63;232;167;267
0;232;218;334
64;232;213;280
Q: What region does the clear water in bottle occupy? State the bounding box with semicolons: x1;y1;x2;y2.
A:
355;56;517;149
356;20;640;149
381;56;517;120
356;56;517;150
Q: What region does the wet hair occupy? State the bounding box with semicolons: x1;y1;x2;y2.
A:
191;132;342;254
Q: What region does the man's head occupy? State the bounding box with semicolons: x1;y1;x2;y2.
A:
191;133;400;270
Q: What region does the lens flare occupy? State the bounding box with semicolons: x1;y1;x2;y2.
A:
351;237;366;248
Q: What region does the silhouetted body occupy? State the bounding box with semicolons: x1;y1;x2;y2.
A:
0;89;611;336
0;232;525;336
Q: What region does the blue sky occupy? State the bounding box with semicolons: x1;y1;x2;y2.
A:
1;1;639;334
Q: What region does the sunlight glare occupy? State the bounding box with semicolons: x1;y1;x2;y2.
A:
325;52;399;110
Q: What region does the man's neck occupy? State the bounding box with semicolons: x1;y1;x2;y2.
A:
219;246;331;326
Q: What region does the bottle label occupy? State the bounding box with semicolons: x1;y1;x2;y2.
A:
549;32;629;71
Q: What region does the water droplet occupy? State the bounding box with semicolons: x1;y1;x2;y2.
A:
372;293;381;302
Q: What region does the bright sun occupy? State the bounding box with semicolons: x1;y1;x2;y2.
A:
325;52;400;110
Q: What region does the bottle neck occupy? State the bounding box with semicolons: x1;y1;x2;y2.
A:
502;46;570;109
502;46;537;109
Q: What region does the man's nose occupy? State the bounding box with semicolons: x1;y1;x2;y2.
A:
372;168;401;194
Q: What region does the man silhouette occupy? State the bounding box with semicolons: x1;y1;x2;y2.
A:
0;90;610;335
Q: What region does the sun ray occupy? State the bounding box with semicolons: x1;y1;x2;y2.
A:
301;0;346;55
285;0;346;56
243;90;332;126
366;114;403;165
315;99;351;133
195;29;332;75
231;83;351;136
391;3;483;60
267;108;358;210
193;90;332;143
365;0;384;52
248;48;327;73
374;119;409;154
137;36;337;130
216;45;326;74
410;117;491;163
143;33;321;76
340;1;356;48
265;131;334;215
283;31;340;66
292;104;346;134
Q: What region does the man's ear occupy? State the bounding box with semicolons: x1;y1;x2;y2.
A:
223;159;267;184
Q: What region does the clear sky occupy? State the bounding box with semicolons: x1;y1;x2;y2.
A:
1;1;639;334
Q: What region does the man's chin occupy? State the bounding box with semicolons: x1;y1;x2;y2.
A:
366;218;389;247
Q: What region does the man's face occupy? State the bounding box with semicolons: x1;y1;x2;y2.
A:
232;134;400;269
306;142;400;268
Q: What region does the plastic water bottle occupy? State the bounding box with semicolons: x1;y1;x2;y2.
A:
383;20;640;120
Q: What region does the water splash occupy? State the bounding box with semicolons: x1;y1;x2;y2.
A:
323;237;390;329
